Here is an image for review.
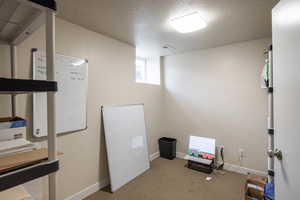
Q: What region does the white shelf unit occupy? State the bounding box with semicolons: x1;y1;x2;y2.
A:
0;0;58;200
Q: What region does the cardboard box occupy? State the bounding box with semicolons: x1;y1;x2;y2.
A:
245;174;267;200
247;174;267;187
0;117;26;142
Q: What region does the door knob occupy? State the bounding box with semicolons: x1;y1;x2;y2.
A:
274;149;283;160
268;149;283;160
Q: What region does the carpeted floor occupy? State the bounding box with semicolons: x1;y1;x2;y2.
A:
85;158;246;200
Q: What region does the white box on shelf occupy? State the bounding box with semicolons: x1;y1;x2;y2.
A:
0;127;26;141
0;117;27;142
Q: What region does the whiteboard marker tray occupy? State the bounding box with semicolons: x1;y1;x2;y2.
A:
0;78;57;94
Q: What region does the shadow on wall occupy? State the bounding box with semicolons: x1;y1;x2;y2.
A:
162;89;226;150
99;109;110;184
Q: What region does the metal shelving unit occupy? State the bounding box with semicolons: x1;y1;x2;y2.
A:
264;45;274;183
0;0;58;199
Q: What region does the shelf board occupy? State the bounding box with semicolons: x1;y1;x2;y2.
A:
0;78;57;94
0;160;59;192
0;148;49;173
0;148;60;191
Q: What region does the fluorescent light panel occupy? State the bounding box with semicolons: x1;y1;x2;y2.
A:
170;11;207;33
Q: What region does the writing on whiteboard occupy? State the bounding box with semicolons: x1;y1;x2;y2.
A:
35;53;86;81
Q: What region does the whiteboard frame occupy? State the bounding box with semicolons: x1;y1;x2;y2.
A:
32;48;88;137
101;103;150;192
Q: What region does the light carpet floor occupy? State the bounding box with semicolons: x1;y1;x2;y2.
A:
85;158;246;200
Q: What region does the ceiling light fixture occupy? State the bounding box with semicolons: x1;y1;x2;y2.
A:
170;11;207;33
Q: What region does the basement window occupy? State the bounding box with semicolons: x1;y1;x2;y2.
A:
135;57;160;85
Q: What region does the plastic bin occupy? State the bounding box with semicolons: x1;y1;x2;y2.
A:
159;137;177;160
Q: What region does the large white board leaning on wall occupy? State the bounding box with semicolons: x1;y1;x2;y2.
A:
32;49;88;137
102;104;150;192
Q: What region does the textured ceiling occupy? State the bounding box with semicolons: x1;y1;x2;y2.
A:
0;0;39;43
57;0;279;57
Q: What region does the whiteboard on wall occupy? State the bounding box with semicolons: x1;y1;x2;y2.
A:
102;104;150;192
32;49;88;137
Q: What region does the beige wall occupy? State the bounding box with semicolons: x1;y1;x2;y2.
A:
0;44;12;117
0;19;163;200
0;17;271;198
162;38;271;172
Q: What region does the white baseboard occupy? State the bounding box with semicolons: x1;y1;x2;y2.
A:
222;163;267;176
176;152;185;159
149;152;159;161
65;178;109;200
176;152;267;176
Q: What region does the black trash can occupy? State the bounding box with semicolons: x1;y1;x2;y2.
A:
159;137;177;160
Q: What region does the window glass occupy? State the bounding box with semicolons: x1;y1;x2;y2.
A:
135;58;146;83
135;57;160;85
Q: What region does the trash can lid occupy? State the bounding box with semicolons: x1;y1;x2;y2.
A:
159;137;177;143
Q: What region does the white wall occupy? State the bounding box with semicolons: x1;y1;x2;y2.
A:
0;18;164;200
162;38;271;172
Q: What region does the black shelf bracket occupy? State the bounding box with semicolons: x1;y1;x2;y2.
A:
28;0;57;11
268;87;273;93
0;78;57;94
0;160;59;192
268;129;274;135
268;170;275;177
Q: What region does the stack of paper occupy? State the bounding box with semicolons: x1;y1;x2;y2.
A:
0;139;35;157
184;155;213;165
